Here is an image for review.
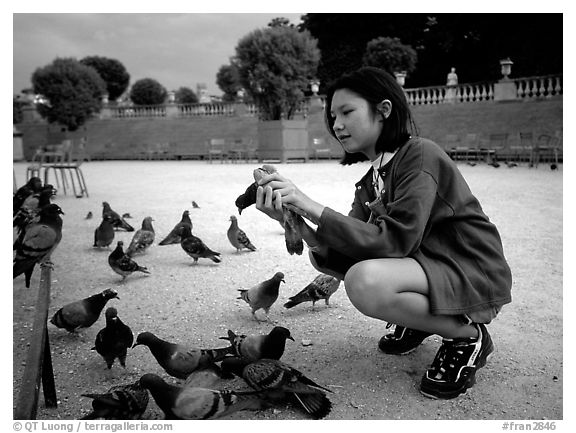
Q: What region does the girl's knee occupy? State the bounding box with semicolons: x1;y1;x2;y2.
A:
345;261;393;312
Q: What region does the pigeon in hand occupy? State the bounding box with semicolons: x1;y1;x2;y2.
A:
158;210;192;246
139;373;266;420
227;215;256;252
13;176;43;215
80;381;149;420
126;216;155;256
237;272;284;321
179;225;221;264
236;165;305;255
50;288;119;333
132;331;234;380
219;326;294;362
102;201;134;232
108;241;150;280
93;215;115;248
13;203;64;288
284;274;341;310
92;307;134;369
220;358;333;419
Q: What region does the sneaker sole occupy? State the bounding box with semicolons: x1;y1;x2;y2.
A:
420;337;494;400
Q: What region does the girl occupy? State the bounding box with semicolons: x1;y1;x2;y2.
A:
255;66;512;400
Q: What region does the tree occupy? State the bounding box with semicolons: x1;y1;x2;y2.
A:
175;86;198;104
129;78;167;105
31;57;106;131
234;21;320;120
216;63;242;102
362;37;417;77
300;13;562;88
80;56;130;102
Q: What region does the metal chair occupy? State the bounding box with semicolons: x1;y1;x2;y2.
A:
207;138;228;163
488;133;509;163
43;140;89;197
311;137;331;160
532;134;560;168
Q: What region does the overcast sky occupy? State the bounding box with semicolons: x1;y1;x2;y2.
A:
13;12;305;97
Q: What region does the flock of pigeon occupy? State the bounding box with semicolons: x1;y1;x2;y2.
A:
13;171;343;420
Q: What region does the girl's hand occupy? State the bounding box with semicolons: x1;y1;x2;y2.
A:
256;172;325;225
255;181;284;222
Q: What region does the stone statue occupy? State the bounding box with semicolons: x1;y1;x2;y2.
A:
447;67;458;86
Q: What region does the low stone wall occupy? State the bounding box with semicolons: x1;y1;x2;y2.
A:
16;96;562;161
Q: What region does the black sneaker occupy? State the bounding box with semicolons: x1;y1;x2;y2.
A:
378;324;432;355
420;323;494;399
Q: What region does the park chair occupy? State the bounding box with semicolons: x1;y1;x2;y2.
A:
207;138;228;163
488;133;509;163
532;133;560;168
311;137;332;160
510;132;535;164
42;140;89;197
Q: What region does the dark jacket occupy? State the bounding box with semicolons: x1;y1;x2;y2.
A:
312;137;512;316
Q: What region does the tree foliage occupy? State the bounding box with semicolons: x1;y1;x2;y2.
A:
362;37;417;77
80;56;130;102
216;63;242;102
129;78;167;105
234;20;320;120
31;57;106;131
175;86;198;104
300;13;562;88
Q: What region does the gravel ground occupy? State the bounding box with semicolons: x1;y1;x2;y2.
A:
11;160;564;422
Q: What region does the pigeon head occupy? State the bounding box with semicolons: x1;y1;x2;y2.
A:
273;272;285;283
270;326;294;342
132;331;157;348
104;306;118;321
102;202;111;210
220;357;249;378
28;176;43;191
229;215;238;222
139;373;165;389
101;288;119;300
41;203;65;216
142;216;154;230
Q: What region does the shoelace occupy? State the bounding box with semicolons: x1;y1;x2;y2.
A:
430;342;468;380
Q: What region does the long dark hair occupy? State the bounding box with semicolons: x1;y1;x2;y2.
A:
324;66;418;165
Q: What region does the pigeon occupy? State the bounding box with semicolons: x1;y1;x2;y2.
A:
13;176;43;216
489;161;501;168
219;326;294;362
92;307;134;369
284;274;341;310
13;184;58;249
13;203;64;288
85;211;93;219
227;215;257;252
551;163;558;170
108;241;150;280
80;381;149;420
237;272;284;321
132;331;235;380
158;210;193;245
122;212;133;219
50;288;119;333
139;373;266;420
179;225;221;264
236;165;305;255
183;364;235;389
126;216;155;256
93;215;115;248
191;201;200;209
466;162;477;167
505;161;518;168
220;358;333;419
102;201;134;232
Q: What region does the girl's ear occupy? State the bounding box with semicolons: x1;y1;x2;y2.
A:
376;99;392;120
